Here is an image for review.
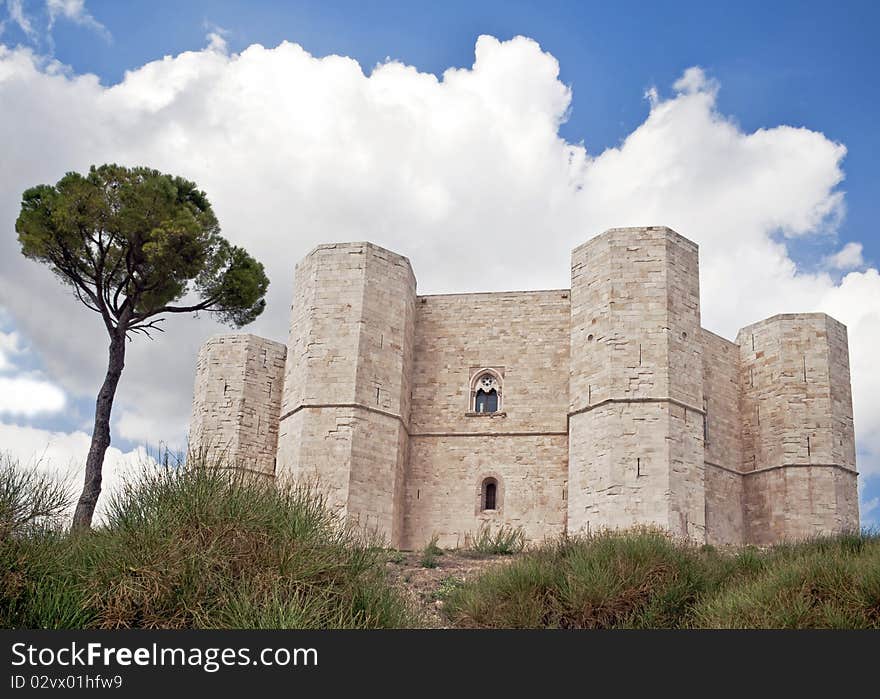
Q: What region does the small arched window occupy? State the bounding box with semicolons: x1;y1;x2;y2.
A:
482;478;498;511
471;371;502;414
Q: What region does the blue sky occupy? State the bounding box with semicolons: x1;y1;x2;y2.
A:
1;0;878;527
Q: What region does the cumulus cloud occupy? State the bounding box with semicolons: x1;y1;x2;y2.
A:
0;421;152;521
0;375;65;415
825;241;864;270
0;328;66;415
0;329;21;371
0;34;878;519
672;66;718;96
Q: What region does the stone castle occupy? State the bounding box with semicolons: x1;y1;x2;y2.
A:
188;226;859;549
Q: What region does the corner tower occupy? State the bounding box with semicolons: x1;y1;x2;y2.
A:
737;313;858;543
188;334;287;476
568;226;705;540
275;242;416;547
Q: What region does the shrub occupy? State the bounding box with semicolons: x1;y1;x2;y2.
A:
0;453;71;540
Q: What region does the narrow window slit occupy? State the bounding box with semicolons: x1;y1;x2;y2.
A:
702;398;709;444
481;478;498;511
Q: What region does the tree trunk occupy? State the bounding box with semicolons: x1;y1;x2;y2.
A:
72;332;126;530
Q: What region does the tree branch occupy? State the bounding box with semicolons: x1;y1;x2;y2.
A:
130;295;221;323
126;318;166;340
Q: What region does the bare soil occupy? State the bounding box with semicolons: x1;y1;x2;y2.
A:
384;549;518;628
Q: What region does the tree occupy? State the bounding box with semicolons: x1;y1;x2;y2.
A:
15;164;269;529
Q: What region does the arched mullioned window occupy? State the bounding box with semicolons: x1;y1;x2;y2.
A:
475;388;498;413
481;478;498;511
471;370;502;413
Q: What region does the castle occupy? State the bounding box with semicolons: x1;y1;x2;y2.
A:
188;226;859;549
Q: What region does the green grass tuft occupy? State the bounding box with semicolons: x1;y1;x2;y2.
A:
420;534;443;569
0;456;418;629
464;523;526;556
444;527;880;629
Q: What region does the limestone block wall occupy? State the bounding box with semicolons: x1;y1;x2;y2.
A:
826;316;857;473
737;314;859;543
402;290;570;549
276;242;415;546
188;334;287;476
704;467;744;545
568;226;705;541
702;329;744;545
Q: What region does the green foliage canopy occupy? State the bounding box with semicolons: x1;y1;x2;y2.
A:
15;164;268;336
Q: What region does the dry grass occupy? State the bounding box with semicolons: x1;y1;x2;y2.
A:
0;456;418;629
443;528;880;629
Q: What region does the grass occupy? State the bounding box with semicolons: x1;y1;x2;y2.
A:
444;528;880;629
0;453;71;540
0;456;418;629
3;456;878;629
420;534;443;568
464;523;526;556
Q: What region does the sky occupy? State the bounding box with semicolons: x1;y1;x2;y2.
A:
0;0;878;526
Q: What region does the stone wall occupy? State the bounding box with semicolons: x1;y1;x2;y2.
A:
826;315;857;473
744;466;858;545
702;329;744;544
402;290;570;549
189;334;286;476
704;465;744;545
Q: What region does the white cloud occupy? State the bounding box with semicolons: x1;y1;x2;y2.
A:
6;0;35;40
46;0;109;41
0;375;65;415
0;421;153;521
672;66;718;96
0;329;22;371
203;23;229;54
825;241;864;270
2;1;109;46
0;327;66;415
0;34;878;511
